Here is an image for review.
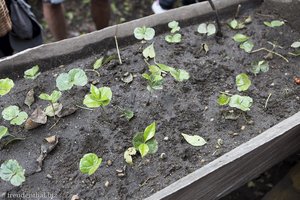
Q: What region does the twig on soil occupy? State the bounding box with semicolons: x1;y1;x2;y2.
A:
4;137;25;147
49;118;61;130
264;93;272;109
85;69;100;77
256;13;275;18
115;36;122;65
235;4;241;19
75;105;94;111
251;48;289;63
139;175;158;187
219;91;233;96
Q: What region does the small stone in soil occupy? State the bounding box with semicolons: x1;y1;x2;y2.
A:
107;160;112;166
105;181;110;187
241;125;246;130
46;174;53;179
160;153;167;160
163;136;169;141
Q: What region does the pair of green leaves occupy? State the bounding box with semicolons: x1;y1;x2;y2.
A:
218;94;253;111
83;85;112;108
236;73;251;91
232;33;254;53
39;90;62;103
251;60;269;75
56;68;88;91
0;78;14;96
134;26;155;41
142;70;164;92
228;16;252;30
133;122;158;158
79;153;102;175
24;65;40;80
197;23;216;36
263;20;284;28
39;90;62;117
165;21;182;43
2;106;28;126
0;159;25;186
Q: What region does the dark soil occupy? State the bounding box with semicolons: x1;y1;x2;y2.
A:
1;3;300;200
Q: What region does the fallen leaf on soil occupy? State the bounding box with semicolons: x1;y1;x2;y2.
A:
45;135;56;144
45;103;63;117
181;133;207;147
124;147;136;165
71;194;80;200
121;73;133;83
25;107;47;130
57;105;77;118
24;89;35;108
36;135;59;172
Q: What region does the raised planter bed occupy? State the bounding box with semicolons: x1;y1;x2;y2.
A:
1;0;300;199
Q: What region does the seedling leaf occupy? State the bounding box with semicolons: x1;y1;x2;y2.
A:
146;138;158;154
138;143;149;158
56;68;88;91
93;57;104;70
10;112;28;126
39;90;62;103
168;21;180;33
251;60;269;75
79;153;102;175
144;122;156;142
143;43;156;59
24;65;40;80
0;126;8;140
236;73;251;91
232;33;249;43
229;95;253;111
45;103;63;117
0;159;25;186
240;41;254;53
121;109;134;121
181;133;207;147
165;33;182;43
197;23;216;36
218;94;230;105
83;85;112;108
264;20;284;28
2;106;28;125
291;41;300;49
156;63;174;72
0;78;14;96
124;147;136;165
133;132;144;150
134;26;155;40
170;69;190;82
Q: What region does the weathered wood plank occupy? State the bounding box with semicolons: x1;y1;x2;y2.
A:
146;111;300;200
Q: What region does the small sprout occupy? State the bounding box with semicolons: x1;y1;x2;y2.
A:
240;41;254;53
121;73;133;84
39;90;62;103
79;153;102;175
2;106;28;125
0;78;14;96
0;159;25;186
56;68;88;91
134;26;155;41
142;72;164;92
165;33;182;43
143;43;156;59
120;109;134;121
197;23;216;36
232;33;249;43
168;21;180;33
217;93;230;105
228;19;245;30
24;89;35;108
244;16;252;24
229;95;253;111
83;85;112;108
264;20;285;28
45;103;63;117
24;65;40;80
251;60;269;75
93;57;104;70
132;122;158;158
170;69;190;82
124;147;136;165
202;43;209;53
236;73;251;91
0;126;8;140
181;133;207;147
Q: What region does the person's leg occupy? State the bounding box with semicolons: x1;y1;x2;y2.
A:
42;1;67;40
159;0;177;9
0;34;13;57
182;0;196;5
90;0;110;30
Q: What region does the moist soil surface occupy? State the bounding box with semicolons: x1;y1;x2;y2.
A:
1;3;300;200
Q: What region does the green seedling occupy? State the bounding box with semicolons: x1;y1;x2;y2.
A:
93;55;117;70
218;93;253;111
228;16;251;30
56;68;88;91
251;60;269;75
120;108;134;121
289;41;300;57
0;126;25;146
291;41;300;49
197;23;216;36
132;122;158;158
156;63;190;82
236;73;251;91
264;20;284;28
2;106;28;125
0;78;14;96
181;133;206;147
142;71;164;92
232;33;249;43
24;65;40;80
134;26;155;41
143;43;156;59
240;40;254;53
79;153;102;175
165;21;182;43
83;85;112;108
39;90;62;117
232;34;254;53
0;159;25;186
